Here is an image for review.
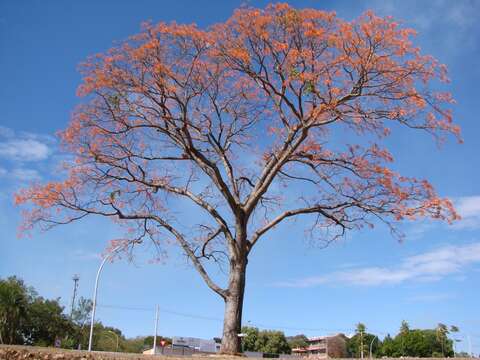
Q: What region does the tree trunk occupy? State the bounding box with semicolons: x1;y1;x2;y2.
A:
220;259;247;354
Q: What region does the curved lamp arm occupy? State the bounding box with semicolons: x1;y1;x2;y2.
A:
87;245;123;352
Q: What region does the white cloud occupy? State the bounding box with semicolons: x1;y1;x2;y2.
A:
0;167;41;181
453;196;480;229
456;196;480;217
0;126;55;162
445;1;477;29
0;126;56;181
71;249;102;261
11;168;42;181
362;0;480;57
274;242;480;288
0;139;50;161
0;126;15;138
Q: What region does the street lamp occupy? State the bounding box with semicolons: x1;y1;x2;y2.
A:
369;336;378;359
88;245;123;352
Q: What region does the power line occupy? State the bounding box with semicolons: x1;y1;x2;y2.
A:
96;303;356;334
95;302;478;342
248;320;356;334
97;304;151;312
97;303;224;322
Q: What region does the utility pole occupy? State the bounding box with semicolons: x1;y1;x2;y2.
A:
153;305;159;355
70;274;80;318
360;331;364;359
467;335;472;357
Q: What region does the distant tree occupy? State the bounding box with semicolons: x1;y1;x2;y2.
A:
71;297;92;326
143;335;154;347
287;334;309;349
242;326;260;352
0;277;32;344
347;326;378;358
16;2;460;354
84;322;125;351
0;277;74;347
392;327;453;358
71;296;93;349
405;330;439;357
121;336;148;353
436;323;449;357
450;325;460;355
328;335;349;358
241;326;290;354
398;320;411;355
0;276;178;354
364;323;456;358
379;334;400;357
356;323;366;333
256;330;291;355
94;327;123;352
400;320;410;335
356;323;367;358
24;297;74;346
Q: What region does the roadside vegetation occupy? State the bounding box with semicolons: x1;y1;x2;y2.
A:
0;276;170;352
0;276;467;357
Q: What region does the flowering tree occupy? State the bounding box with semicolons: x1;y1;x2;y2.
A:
16;4;460;354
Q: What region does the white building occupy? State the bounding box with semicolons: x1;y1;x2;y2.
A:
172;336;221;353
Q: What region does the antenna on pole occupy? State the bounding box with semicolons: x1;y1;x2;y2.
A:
70;274;80;318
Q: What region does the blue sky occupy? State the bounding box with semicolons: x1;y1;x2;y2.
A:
1;0;479;354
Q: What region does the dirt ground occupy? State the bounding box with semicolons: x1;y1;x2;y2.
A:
0;345;477;360
0;345;240;360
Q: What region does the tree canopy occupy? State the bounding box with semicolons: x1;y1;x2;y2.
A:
0;276;163;353
344;321;457;358
241;326;291;354
0;277;74;347
286;334;309;349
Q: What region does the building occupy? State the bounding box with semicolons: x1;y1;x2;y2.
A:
143;336;221;356
291;334;348;358
172;336;221;353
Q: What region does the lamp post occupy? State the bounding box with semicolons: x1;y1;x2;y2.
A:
369;336;377;359
88;245;123;352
